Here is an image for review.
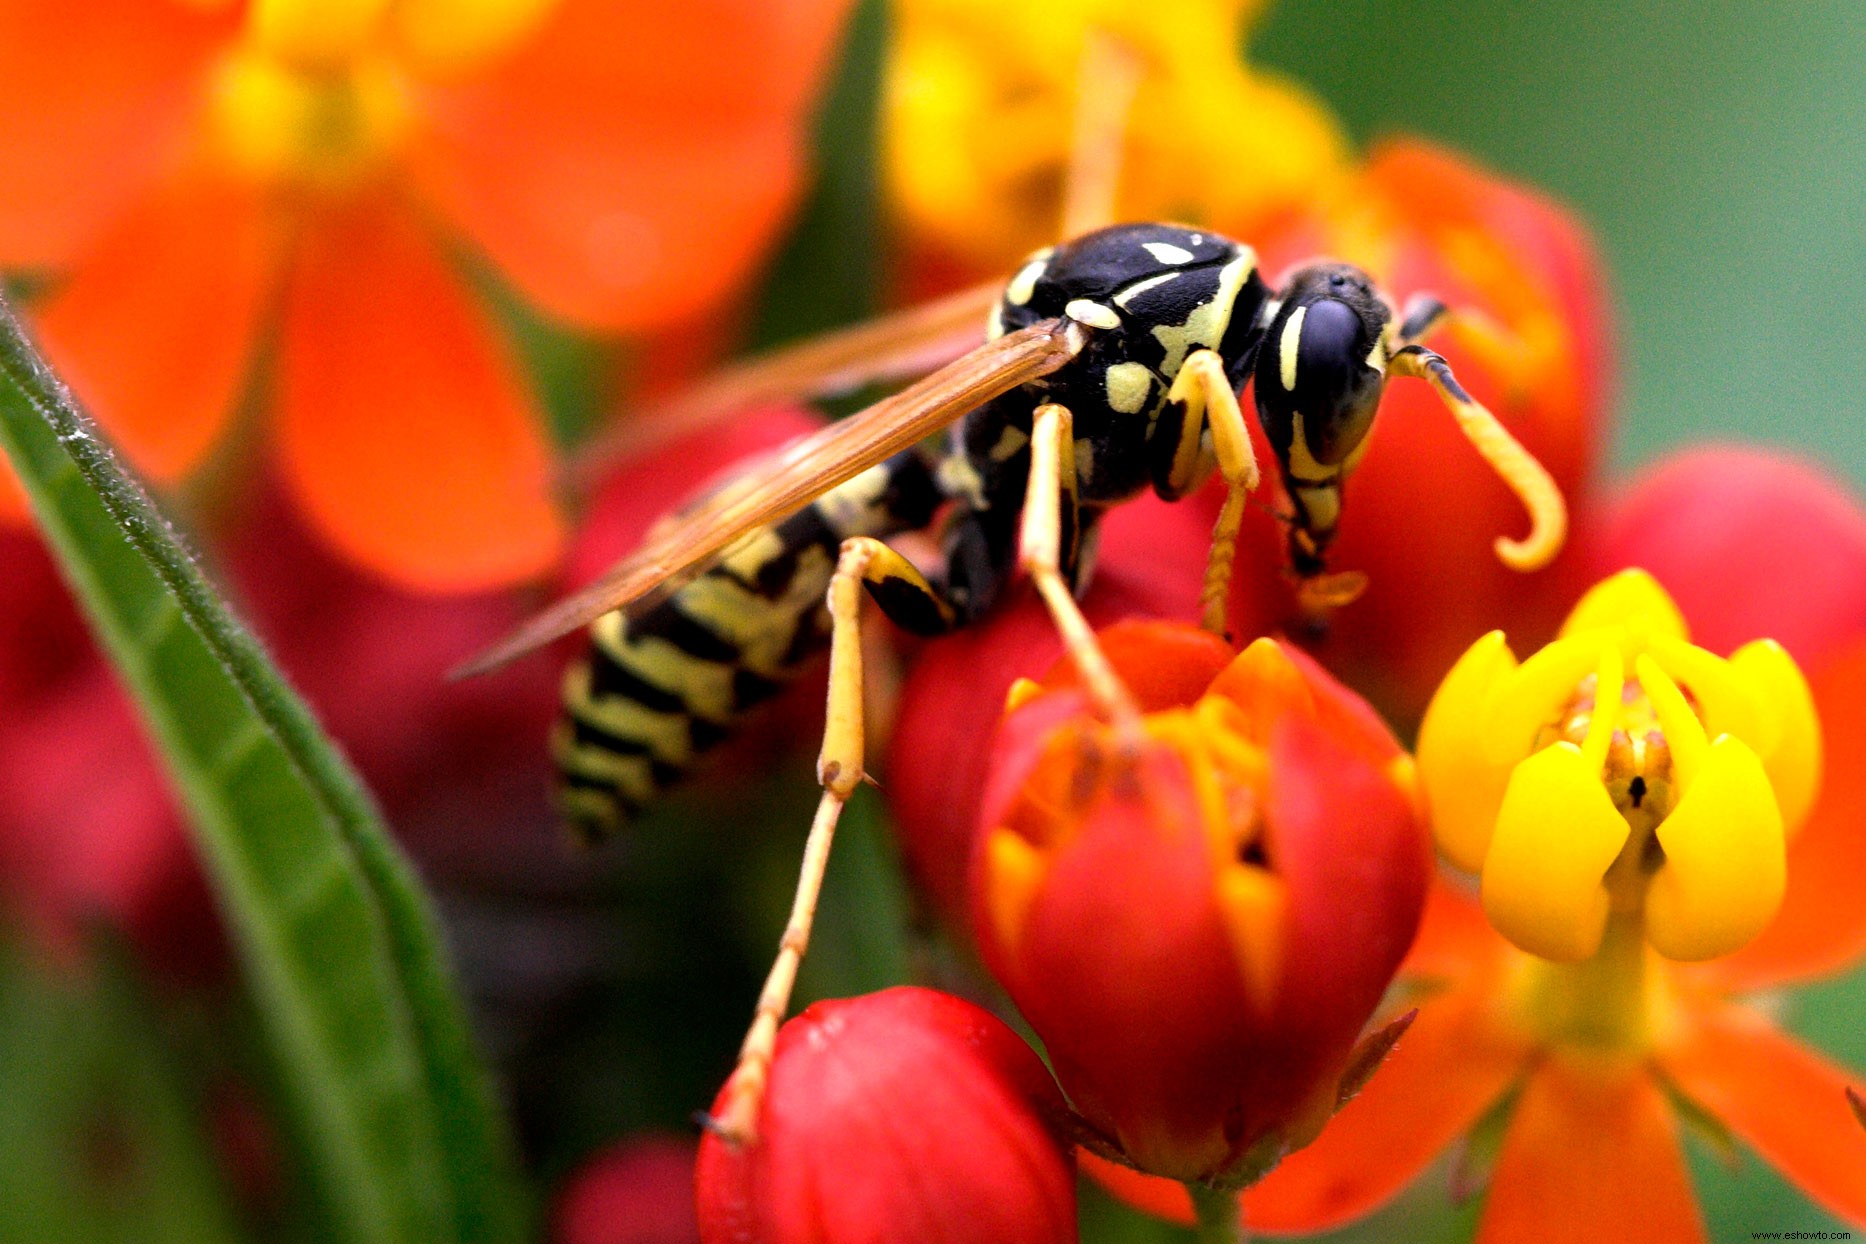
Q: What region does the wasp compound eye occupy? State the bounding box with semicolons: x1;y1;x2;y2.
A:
1255;290;1388;476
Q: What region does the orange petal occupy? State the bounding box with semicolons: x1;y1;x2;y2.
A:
1405;873;1508;984
1694;644;1866;992
1245;989;1531;1233
33;172;280;485
0;462;25;522
274;196;564;592
1078;1151;1193;1226
0;0;232;266
409;0;854;330
1661;1001;1866;1226
1478;1058;1704;1244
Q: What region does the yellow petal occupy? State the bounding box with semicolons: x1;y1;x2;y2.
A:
1637;655;1709;790
983;827;1048;959
1559;568;1688;643
1481;743;1629;962
1417;630;1518;871
1647;737;1785;961
1580;641;1625;772
393;0;560;77
1646;633;1771;757
1215;863;1287;1016
1726;639;1822;835
250;0;391;66
1482;635;1601;766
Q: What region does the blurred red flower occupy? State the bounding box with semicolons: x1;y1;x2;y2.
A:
973;623;1429;1184
0;0;853;591
555;1135;699;1244
694;986;1076;1244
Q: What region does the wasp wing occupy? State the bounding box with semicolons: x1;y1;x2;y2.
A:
454;318;1086;677
573;280;1004;479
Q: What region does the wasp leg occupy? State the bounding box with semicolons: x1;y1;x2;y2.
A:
1396;293;1450;346
1024;402;1141;729
708;535;945;1145
1389;344;1567;571
1156;349;1262;636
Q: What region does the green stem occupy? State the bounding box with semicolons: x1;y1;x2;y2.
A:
1186;1183;1247;1244
1523;907;1651;1049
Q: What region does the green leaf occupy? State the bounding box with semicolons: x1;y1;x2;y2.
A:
0;296;526;1244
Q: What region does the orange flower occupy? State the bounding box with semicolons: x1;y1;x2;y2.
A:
0;0;852;590
1090;455;1866;1240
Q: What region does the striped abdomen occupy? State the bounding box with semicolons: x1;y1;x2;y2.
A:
553;452;941;841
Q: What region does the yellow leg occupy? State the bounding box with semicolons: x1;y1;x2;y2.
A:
709;537;896;1146
1389;344;1567;572
1163;349;1260;636
1023;403;1141;731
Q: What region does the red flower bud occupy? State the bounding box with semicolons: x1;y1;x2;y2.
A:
695;987;1075;1244
974;625;1429;1183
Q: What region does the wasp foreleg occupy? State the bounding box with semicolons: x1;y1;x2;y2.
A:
1024;403;1142;732
1156;349;1261;637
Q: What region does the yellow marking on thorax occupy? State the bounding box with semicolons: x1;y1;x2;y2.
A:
1114;272;1178;309
1104;361;1155;414
989;425;1030;462
1153;252;1255;376
813;462;893;534
1142;241;1195;265
1065;298;1122;331
1005;249;1053;306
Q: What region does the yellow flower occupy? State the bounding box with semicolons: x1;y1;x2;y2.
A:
1418;569;1820;962
884;0;1347;269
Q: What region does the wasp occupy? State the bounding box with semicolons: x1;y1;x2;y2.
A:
456;220;1565;1143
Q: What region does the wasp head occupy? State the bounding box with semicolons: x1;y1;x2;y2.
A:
1253;263;1394;577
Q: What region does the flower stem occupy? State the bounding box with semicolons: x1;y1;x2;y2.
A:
1187;1183;1247;1244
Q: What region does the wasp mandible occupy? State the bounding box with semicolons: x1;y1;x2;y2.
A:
455;219;1566;1143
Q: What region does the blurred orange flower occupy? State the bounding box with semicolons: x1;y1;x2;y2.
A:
0;0;852;590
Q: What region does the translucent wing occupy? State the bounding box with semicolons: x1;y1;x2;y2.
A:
454;318;1087;677
573;280;1004;479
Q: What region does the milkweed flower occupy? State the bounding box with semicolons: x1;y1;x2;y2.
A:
1093;445;1866;1240
974;623;1429;1185
1418;568;1817;963
694;987;1076;1244
0;0;853;590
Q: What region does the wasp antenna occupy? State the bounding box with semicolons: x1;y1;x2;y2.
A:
1390;344;1567;572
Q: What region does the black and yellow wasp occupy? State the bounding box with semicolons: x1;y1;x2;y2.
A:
456;220;1565;1142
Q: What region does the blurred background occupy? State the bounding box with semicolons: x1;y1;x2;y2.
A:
1;1;1862;1241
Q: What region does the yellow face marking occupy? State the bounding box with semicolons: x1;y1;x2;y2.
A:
1104;361;1154;414
1152;252;1255;376
1286;411;1332;480
1142;241;1195;265
1293;483;1341;533
1279;305;1307;393
1005;248;1052;306
1365;334;1388;375
1065;298;1122;331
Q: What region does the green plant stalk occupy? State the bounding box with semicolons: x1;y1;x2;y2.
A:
0;295;525;1243
1188;1182;1247;1244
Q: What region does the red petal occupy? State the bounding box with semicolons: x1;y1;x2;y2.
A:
33;172;279;484
1660;1001;1866;1226
0;0;230;266
411;0;854;330
1695;644;1866;991
1586;446;1866;670
696;987;1074;1244
1034;619;1233;711
1246;988;1531;1232
274;197;564;592
1478;1059;1705;1244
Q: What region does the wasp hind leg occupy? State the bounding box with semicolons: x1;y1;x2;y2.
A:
706;536;955;1146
